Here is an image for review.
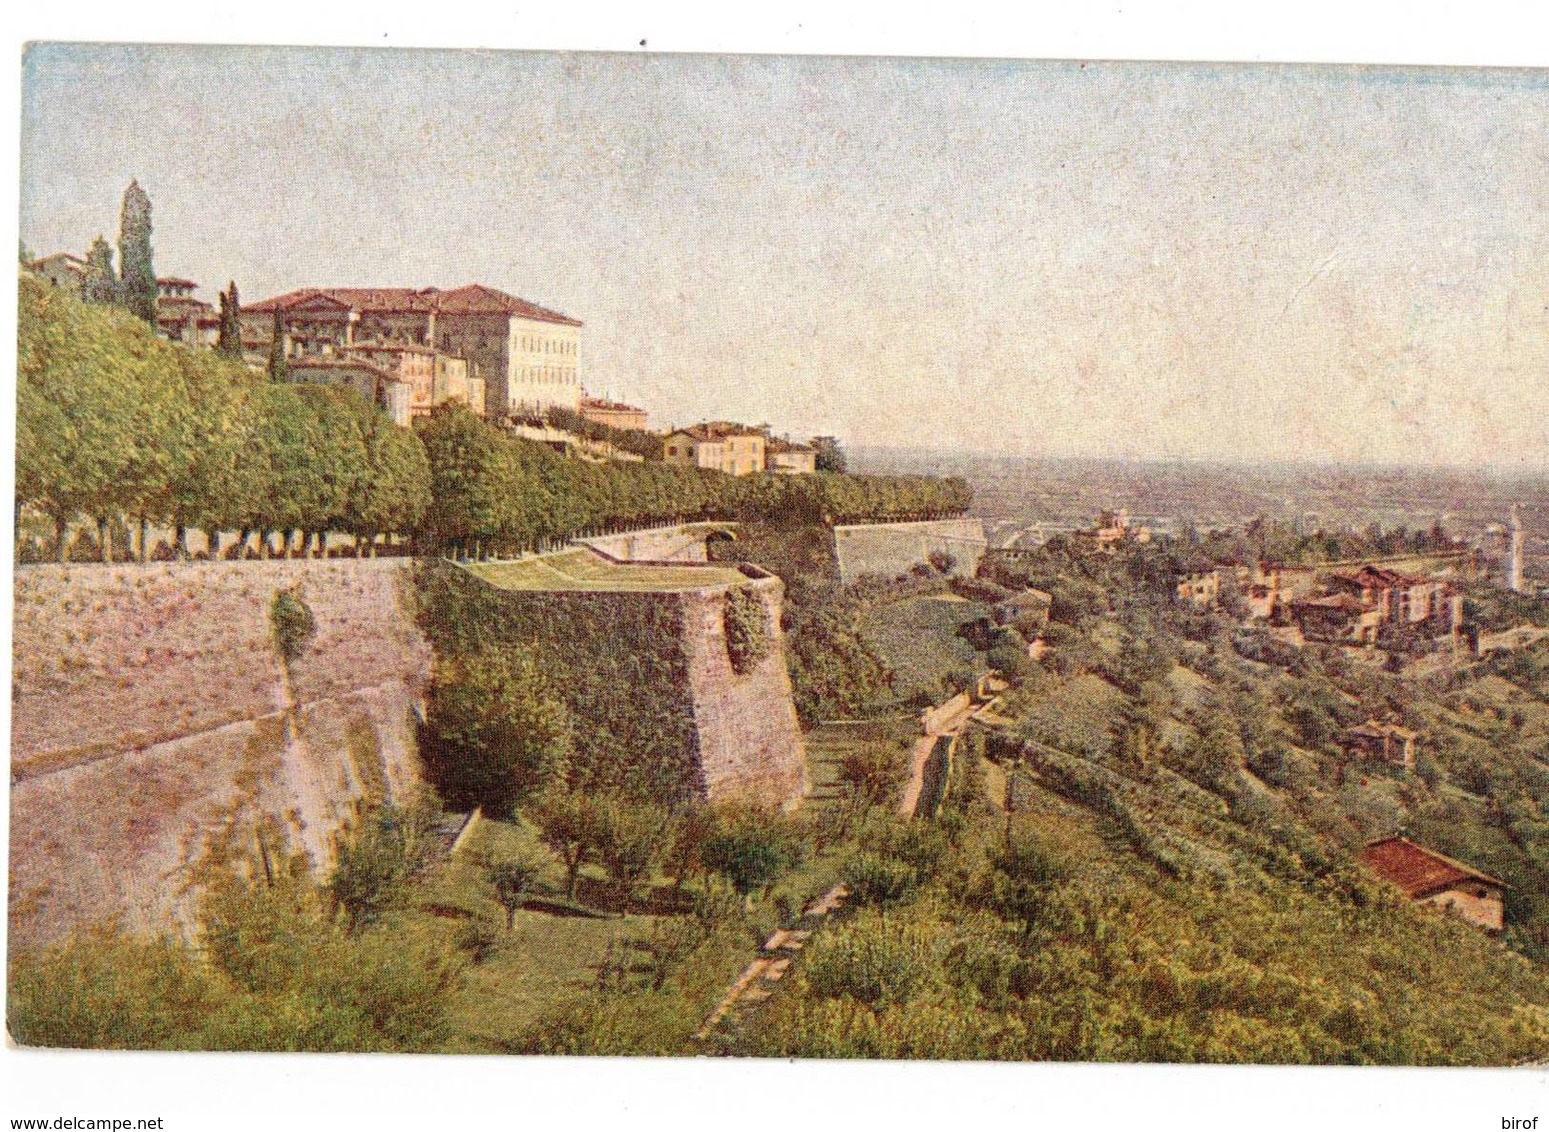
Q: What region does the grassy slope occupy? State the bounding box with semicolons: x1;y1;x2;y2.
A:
858;595;991;702
468;550;746;592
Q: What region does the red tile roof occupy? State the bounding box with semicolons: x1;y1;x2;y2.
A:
245;287;435;314
157;276;199;288
347;342;435;355
157;296;214;313
428;284;582;325
766;437;816;454
1334;564;1432;589
1358;837;1506;900
245;284;581;325
289;357;403;382
671;422;767;442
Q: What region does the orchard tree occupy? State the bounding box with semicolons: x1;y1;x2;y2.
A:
117;180;156;324
592;792;669;904
526;789;606;901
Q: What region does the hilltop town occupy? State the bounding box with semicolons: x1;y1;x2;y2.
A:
11;180;1549;1065
27;195;826;485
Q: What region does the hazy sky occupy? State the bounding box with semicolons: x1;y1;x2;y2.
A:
19;46;1549;468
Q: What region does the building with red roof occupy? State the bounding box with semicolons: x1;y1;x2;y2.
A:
664;423;768;476
240;283;582;421
1357;836;1508;932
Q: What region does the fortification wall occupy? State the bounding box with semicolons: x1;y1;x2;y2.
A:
416;562;805;809
9;560;430;952
577;524;719;564
832;518;988;585
679;574;806;806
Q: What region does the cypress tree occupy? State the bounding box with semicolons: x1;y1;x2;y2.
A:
80;236;120;306
216;281;243;358
268;311;290;382
117;179;157;324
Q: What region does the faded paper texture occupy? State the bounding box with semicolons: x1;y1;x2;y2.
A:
10;44;1549;1064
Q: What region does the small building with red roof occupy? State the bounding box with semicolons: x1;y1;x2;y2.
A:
1357;836;1508;932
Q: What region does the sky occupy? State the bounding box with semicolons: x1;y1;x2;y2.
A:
18;46;1549;469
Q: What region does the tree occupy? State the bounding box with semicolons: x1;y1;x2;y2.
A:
117;180;156;324
700;805;803;908
487;858;542;931
268;311;290;383
326;810;413;935
346;412;431;554
16;275;176;561
526;789;607;901
592;793;669;904
216;281;243;358
812;435;847;474
79;236;119;306
423;645;572;814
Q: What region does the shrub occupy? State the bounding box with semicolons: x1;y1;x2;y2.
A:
846;852;920;915
8;925;216;1049
700;805;805;903
802;914;941;1007
268;587;316;667
422;645;572;813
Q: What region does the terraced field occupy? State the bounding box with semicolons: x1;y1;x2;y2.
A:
801;718;918;813
858;593;991;701
467;549;748;592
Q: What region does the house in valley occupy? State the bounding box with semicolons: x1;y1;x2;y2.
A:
1358;836;1508;933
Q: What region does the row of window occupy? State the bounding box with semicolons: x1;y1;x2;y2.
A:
519;367;576;385
520;335;576;356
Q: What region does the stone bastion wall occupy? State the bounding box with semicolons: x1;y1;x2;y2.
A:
831;517;988;585
10;556;806;951
9;559;431;953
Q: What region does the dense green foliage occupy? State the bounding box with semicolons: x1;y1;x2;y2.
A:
415;562;702;807
422;644;573;813
215;280;242;358
17;274;428;561
11;833;461;1052
267;587;317;668
80;236;119;306
723;585;771;674
416;404;969;558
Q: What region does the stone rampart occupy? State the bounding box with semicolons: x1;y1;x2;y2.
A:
832;518;988;585
9;560;430;951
